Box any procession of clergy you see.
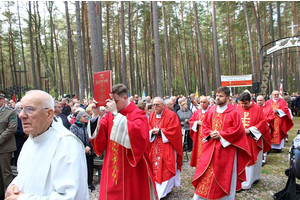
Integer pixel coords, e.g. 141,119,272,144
4,85,293,200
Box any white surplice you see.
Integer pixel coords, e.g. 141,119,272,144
9,122,89,200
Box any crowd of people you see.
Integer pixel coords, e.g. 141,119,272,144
0,85,296,200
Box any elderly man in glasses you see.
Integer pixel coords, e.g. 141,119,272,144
148,97,182,199
0,90,17,200
5,90,89,200
265,90,294,152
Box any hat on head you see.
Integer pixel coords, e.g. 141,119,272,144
0,90,6,99
76,110,87,121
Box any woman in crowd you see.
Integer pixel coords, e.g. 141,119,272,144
70,110,95,191
209,98,215,107
177,102,193,152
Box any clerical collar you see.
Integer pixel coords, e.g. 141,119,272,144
250,101,252,105
273,98,279,102
156,108,165,118
202,106,209,113
217,104,228,113
262,103,265,107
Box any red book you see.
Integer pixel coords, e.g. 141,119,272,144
94,70,112,106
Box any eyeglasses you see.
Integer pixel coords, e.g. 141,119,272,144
16,107,49,115
153,104,163,107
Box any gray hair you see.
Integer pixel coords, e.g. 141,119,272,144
165,99,172,105
15,102,21,110
153,97,164,104
26,90,54,110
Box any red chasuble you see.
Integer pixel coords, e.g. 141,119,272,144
90,102,157,200
189,108,208,168
192,105,251,199
148,107,183,184
261,104,275,132
265,98,294,144
236,102,271,166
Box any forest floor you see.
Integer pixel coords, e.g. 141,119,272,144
89,117,300,200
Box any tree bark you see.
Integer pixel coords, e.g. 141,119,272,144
82,1,89,97
88,1,101,73
76,2,85,100
65,1,79,97
152,1,163,97
128,2,134,95
106,2,112,71
120,1,128,88
181,2,190,95
244,1,257,83
96,2,105,71
162,2,172,96
150,2,157,97
193,1,210,95
28,2,38,89
269,2,278,90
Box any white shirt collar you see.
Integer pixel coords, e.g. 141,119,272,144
216,104,228,113
273,98,279,102
156,108,164,118
202,106,210,113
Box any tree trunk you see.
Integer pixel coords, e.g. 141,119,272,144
150,2,157,97
135,3,141,95
227,2,231,75
33,2,42,90
292,1,300,92
88,1,101,73
47,2,58,98
143,2,148,96
76,2,85,100
181,2,190,95
244,1,257,83
128,2,134,95
28,2,38,89
211,2,221,88
82,1,89,97
193,1,210,95
162,2,172,96
269,2,278,90
65,1,79,97
17,2,28,91
174,6,188,96
52,17,64,97
277,1,282,87
84,3,93,96
106,2,112,71
120,2,128,88
152,1,163,97
96,2,105,71
112,15,118,84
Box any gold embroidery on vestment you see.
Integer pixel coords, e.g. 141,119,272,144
111,141,119,185
241,112,250,128
196,162,214,197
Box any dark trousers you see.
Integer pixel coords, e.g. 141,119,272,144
184,130,193,151
0,152,13,199
86,153,94,186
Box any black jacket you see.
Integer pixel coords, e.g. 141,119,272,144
53,114,71,130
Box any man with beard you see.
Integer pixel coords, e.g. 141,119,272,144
256,95,275,164
192,86,251,200
189,96,210,168
236,92,271,190
265,90,293,152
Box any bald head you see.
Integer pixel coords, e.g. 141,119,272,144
256,95,265,106
199,96,209,110
153,97,164,114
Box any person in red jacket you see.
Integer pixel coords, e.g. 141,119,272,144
88,84,158,200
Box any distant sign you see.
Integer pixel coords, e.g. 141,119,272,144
221,75,252,87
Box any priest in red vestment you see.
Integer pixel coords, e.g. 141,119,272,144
148,97,182,199
88,84,158,200
189,96,210,168
257,95,275,164
192,87,251,200
236,92,271,190
265,90,294,151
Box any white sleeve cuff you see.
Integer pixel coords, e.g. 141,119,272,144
192,121,198,132
161,130,169,143
87,120,99,140
220,136,231,148
249,126,262,140
150,130,156,143
110,114,131,149
277,109,286,117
